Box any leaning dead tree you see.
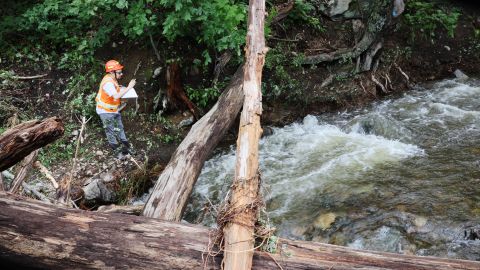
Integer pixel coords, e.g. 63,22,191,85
1,193,480,270
0,117,64,171
143,66,244,220
166,61,201,119
222,0,267,269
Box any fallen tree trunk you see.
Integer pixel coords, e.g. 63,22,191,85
143,65,244,221
0,117,64,171
1,193,479,270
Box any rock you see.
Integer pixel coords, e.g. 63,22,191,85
262,126,274,137
413,216,428,228
83,178,116,203
444,45,451,51
314,212,337,230
319,0,353,17
95,150,104,156
152,67,162,78
71,130,79,137
454,69,469,80
100,172,115,183
177,116,194,128
1,170,14,180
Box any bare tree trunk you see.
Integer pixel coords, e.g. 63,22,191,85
223,0,267,269
1,193,479,270
143,66,244,221
166,62,201,119
9,150,39,193
0,117,64,171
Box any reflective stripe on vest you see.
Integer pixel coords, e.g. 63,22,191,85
96,74,120,112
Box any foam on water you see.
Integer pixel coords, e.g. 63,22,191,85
170,79,480,259
194,115,424,216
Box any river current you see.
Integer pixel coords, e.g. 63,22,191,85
182,79,480,260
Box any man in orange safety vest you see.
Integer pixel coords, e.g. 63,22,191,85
96,60,136,158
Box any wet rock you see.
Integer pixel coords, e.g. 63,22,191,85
413,216,427,228
464,227,480,240
454,69,469,80
262,126,274,137
314,213,337,230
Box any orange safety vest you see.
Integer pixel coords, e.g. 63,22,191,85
96,74,120,113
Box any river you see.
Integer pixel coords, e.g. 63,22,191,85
181,79,480,260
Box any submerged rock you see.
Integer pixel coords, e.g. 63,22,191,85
314,212,337,230
454,69,469,80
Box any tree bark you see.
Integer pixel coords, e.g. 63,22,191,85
0,117,64,171
223,1,267,269
166,62,201,119
1,193,479,270
0,173,4,191
143,65,244,221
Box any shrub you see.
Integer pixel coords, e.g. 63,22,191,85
404,0,461,40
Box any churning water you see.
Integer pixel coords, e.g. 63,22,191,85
183,79,480,260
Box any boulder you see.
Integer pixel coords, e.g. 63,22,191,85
454,69,469,80
83,178,116,204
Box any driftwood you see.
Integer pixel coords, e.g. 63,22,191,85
143,66,244,221
11,73,48,80
223,0,267,269
0,117,64,171
97,204,144,215
9,150,39,193
21,182,51,203
0,193,479,270
33,161,59,189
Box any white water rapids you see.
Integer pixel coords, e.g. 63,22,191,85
151,79,480,260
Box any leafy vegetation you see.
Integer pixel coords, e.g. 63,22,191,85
161,0,247,65
404,0,460,41
263,45,305,102
186,83,223,108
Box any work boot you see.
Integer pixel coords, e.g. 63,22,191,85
110,143,125,159
121,141,135,155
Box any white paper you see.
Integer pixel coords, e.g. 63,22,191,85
121,87,138,99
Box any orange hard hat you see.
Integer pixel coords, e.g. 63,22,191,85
105,60,124,73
